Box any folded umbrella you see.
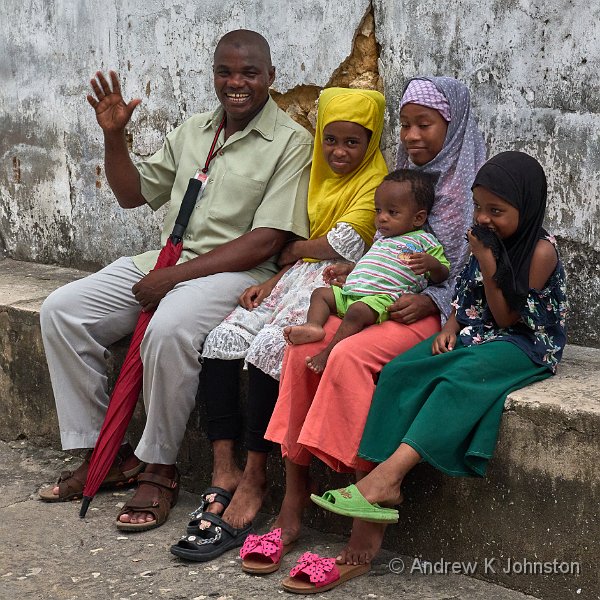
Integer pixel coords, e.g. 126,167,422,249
79,177,203,517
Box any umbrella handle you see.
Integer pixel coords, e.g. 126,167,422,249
171,178,203,244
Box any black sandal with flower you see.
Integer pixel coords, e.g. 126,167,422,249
186,486,233,534
171,512,252,562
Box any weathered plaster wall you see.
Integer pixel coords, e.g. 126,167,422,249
374,0,600,346
2,0,599,345
0,0,372,270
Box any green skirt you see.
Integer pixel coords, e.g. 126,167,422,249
358,336,550,477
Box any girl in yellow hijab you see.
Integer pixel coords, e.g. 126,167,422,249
304,87,388,252
202,87,388,383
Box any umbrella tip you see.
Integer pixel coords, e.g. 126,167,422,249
79,496,92,518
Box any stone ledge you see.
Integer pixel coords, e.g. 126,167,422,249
0,257,597,600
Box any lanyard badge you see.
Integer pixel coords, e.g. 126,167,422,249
192,169,209,203
177,116,226,237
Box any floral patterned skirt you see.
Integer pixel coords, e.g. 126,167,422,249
201,259,337,381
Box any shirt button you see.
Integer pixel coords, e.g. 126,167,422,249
218,151,224,156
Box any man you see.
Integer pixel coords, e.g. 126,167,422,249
39,30,312,532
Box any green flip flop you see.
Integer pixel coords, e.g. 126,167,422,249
310,484,399,523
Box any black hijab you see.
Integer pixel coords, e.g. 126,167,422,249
471,151,548,310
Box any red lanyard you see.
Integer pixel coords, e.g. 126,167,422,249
197,115,226,178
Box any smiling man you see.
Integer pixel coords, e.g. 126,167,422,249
39,30,312,534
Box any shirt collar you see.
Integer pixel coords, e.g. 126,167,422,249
197,95,277,142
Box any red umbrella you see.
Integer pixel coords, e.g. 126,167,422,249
79,177,203,517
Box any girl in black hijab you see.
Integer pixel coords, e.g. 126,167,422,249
311,152,568,526
470,151,550,310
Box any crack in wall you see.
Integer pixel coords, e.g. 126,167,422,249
64,135,76,215
271,2,380,134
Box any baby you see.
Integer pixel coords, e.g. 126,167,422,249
284,169,450,372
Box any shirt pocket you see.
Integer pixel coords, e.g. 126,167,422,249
208,170,266,232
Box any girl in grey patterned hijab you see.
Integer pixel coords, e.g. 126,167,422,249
396,76,487,322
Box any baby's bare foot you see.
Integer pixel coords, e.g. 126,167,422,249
305,349,330,373
284,324,326,345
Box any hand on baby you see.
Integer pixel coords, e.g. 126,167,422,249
388,293,437,324
323,262,354,287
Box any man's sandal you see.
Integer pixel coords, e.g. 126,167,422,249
186,487,233,534
38,443,144,503
116,469,180,532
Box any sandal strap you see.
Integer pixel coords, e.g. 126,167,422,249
200,486,232,508
240,528,282,559
58,469,76,483
189,486,233,518
119,469,180,515
56,469,85,497
180,528,223,547
137,471,179,490
290,552,337,585
193,511,238,538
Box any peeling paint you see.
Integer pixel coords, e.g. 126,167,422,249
271,4,380,135
12,158,21,184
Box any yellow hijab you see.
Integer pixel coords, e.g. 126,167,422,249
304,87,388,261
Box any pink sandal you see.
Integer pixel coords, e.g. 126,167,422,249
240,528,296,574
281,551,370,594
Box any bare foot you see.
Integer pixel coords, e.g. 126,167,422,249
284,323,326,345
354,464,404,507
305,348,331,373
205,464,243,515
337,519,387,565
271,480,315,546
118,463,177,525
221,466,267,529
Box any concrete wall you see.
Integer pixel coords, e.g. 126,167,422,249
374,0,600,346
0,0,372,269
2,0,599,345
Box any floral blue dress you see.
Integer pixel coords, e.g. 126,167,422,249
359,235,568,477
453,235,568,373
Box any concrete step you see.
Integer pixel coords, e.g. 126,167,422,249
0,440,541,600
0,257,598,600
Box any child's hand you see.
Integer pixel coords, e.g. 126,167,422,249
405,252,435,276
239,282,273,310
432,329,456,354
323,262,354,287
467,229,494,262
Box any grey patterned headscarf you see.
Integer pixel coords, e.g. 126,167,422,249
397,76,487,322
